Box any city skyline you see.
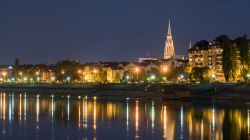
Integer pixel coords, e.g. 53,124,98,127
0,0,250,64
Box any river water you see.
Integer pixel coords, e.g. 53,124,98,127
0,92,249,140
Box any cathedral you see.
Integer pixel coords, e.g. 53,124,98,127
164,20,175,59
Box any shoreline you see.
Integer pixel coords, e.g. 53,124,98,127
0,83,250,101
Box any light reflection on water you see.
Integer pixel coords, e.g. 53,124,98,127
0,92,250,140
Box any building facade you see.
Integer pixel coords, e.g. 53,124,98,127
188,35,250,82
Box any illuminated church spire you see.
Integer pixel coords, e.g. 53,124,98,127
164,19,175,59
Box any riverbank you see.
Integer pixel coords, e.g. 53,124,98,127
0,83,249,100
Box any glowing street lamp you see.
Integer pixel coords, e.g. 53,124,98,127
2,72,7,82
61,70,65,75
19,72,23,83
66,76,71,82
179,74,184,82
51,76,55,82
93,69,97,74
35,71,40,82
78,70,82,74
135,67,140,80
150,75,156,81
23,77,28,82
78,69,84,82
163,67,167,72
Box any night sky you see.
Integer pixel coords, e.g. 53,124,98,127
0,0,250,64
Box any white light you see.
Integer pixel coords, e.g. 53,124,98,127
151,75,156,80
23,77,28,81
67,76,71,81
8,66,13,69
126,75,130,80
36,77,40,81
180,74,184,79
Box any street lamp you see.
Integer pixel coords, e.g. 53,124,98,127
2,72,7,82
93,69,97,74
61,70,65,75
161,66,168,82
36,71,40,82
78,69,84,83
19,72,23,83
135,67,139,81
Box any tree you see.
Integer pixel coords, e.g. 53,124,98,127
189,67,209,83
238,35,249,81
222,36,237,82
54,60,81,82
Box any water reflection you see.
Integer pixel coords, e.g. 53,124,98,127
0,92,250,139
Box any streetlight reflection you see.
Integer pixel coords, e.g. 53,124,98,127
83,96,88,128
135,100,139,139
36,95,40,129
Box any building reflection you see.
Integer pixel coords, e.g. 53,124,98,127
1,93,250,140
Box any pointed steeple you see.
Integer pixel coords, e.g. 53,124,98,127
189,41,192,49
164,19,175,59
167,19,172,36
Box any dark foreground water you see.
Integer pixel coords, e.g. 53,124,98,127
0,92,249,140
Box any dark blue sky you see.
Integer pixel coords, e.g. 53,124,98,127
0,0,250,64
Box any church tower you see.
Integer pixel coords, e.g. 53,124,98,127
164,20,175,59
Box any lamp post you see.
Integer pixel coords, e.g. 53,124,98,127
135,67,139,81
61,70,65,83
36,71,40,82
2,72,7,82
19,72,23,83
161,66,167,82
93,69,98,82
78,69,85,83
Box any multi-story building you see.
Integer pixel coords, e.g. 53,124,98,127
188,40,209,68
189,35,250,82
